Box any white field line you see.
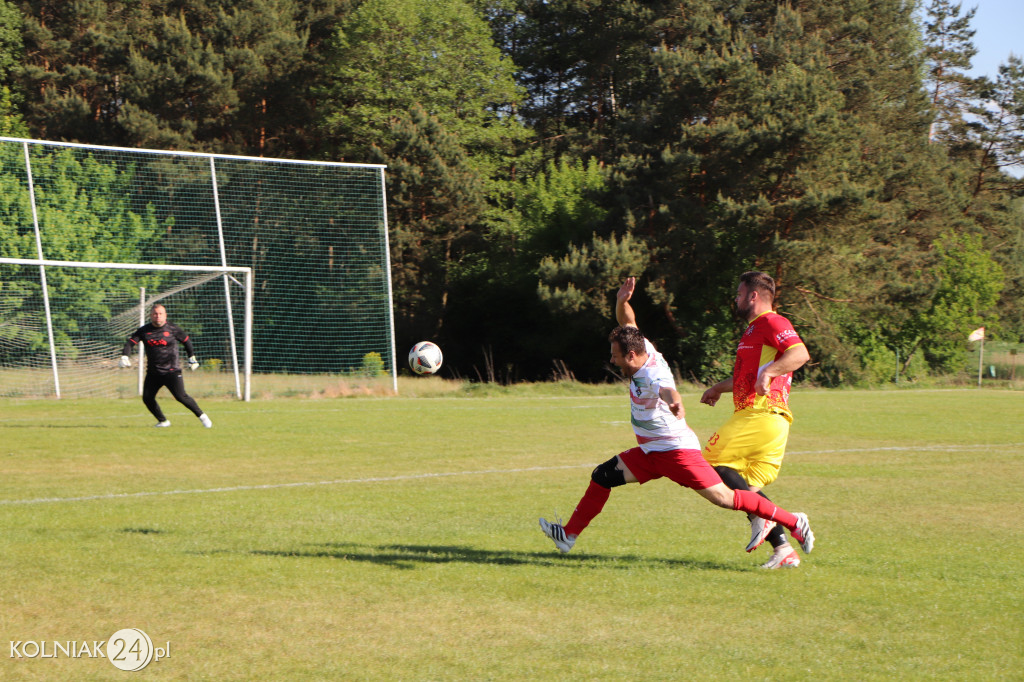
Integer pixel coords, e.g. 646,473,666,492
0,465,590,506
1,443,1020,507
788,444,1024,455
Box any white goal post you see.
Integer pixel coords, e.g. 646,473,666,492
0,257,253,401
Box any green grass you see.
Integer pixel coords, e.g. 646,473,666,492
1,388,1022,680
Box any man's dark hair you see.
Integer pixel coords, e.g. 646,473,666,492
739,271,776,304
609,325,645,356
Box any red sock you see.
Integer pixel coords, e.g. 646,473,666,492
563,481,611,537
732,489,798,531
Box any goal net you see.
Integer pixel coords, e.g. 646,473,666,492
0,137,395,399
0,259,251,400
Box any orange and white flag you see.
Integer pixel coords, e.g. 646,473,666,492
968,327,985,342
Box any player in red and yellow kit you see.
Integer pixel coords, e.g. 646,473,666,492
701,271,811,568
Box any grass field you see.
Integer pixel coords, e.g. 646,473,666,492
1,386,1022,680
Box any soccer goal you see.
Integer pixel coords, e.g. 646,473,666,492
0,257,253,400
0,137,396,399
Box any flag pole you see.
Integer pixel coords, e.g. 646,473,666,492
969,327,986,387
977,335,984,388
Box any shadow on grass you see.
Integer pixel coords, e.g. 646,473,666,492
246,542,749,572
121,527,166,534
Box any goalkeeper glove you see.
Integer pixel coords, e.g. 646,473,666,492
188,356,200,371
118,355,131,368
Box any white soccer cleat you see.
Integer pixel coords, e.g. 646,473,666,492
746,516,777,553
760,549,801,569
792,512,814,554
539,517,575,554
154,420,171,428
199,414,212,428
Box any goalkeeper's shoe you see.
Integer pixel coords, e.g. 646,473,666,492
745,516,776,553
760,548,801,569
199,414,212,428
154,420,171,428
791,512,814,553
539,517,575,554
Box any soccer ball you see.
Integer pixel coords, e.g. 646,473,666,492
408,341,443,375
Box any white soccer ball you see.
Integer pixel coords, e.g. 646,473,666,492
408,341,443,375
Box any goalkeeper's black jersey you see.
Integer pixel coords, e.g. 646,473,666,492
122,323,194,374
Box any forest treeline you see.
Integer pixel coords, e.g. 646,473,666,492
0,0,1021,384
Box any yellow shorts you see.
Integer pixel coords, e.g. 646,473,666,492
702,408,791,488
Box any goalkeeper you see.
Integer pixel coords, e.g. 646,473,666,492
120,304,212,428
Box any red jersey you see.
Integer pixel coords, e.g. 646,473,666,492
732,311,803,417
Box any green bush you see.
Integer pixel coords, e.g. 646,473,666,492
361,352,386,377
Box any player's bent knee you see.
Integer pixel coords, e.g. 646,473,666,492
592,458,626,489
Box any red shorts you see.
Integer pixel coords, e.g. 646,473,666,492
618,446,722,490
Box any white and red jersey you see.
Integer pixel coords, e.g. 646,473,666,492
628,338,701,453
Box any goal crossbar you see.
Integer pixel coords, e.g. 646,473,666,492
0,258,251,274
0,257,254,401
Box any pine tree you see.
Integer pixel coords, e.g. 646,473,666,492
921,0,979,144
0,0,26,135
493,0,658,159
377,104,488,340
319,0,529,341
12,0,350,154
526,0,983,382
608,0,920,379
963,57,1024,199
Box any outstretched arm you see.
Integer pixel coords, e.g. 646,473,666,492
616,277,638,328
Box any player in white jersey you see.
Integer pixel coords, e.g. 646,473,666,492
626,336,702,453
539,277,814,556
